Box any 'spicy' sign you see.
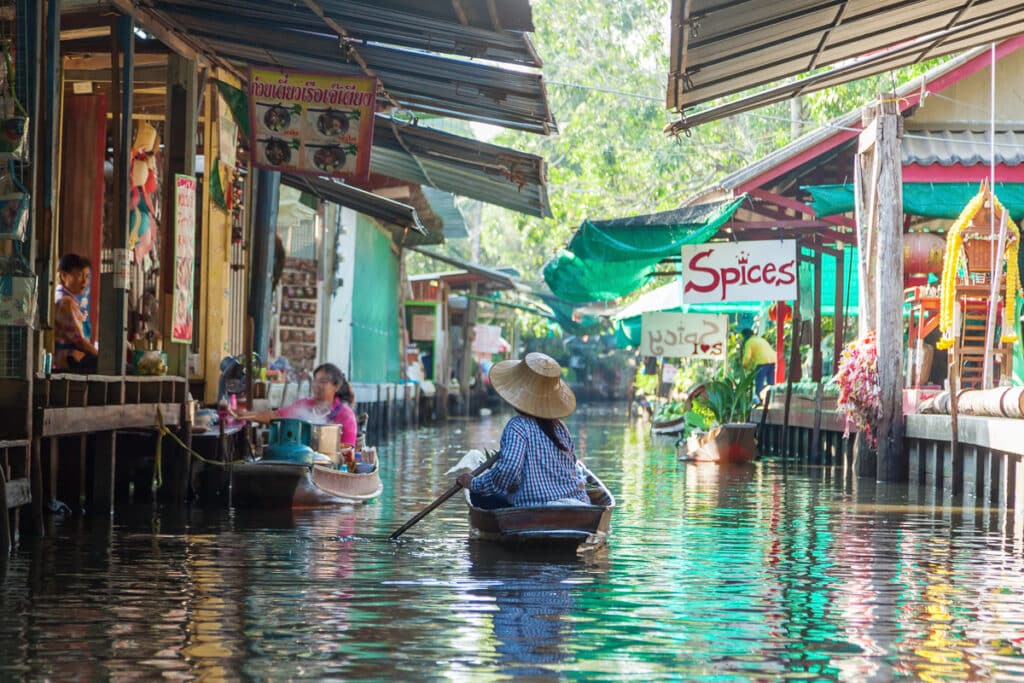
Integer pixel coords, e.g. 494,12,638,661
681,240,797,303
639,312,728,359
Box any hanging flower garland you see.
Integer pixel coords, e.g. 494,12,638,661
834,331,881,446
937,190,1022,350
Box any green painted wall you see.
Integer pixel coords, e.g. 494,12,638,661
351,216,401,382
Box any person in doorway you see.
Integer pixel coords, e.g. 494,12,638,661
53,253,99,374
741,328,775,405
237,362,357,446
456,352,588,509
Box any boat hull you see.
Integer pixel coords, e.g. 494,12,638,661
651,415,688,435
681,422,757,464
232,461,382,508
466,466,615,550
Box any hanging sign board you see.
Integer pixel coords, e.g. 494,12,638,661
472,324,503,354
681,240,798,303
411,314,435,341
639,312,728,359
248,68,376,180
171,174,197,344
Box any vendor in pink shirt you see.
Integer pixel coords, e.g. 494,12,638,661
238,362,357,446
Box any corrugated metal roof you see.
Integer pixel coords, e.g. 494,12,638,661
667,0,1024,129
281,173,425,234
903,130,1024,166
421,188,469,239
146,2,555,134
371,116,550,218
693,45,993,196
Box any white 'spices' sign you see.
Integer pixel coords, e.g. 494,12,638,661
639,312,728,359
681,240,797,303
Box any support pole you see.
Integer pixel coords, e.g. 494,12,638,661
459,283,478,416
872,95,906,482
99,15,134,376
833,248,845,375
249,170,281,362
161,54,198,377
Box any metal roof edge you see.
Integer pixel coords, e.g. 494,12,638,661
689,42,1008,198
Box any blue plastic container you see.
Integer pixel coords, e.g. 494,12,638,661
264,418,315,465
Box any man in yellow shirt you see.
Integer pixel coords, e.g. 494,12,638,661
741,328,775,405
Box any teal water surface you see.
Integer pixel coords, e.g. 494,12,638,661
3,405,1024,681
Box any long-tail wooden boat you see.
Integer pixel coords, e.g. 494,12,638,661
464,463,615,550
231,418,382,508
679,422,757,464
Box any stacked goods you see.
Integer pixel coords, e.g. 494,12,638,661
277,257,319,371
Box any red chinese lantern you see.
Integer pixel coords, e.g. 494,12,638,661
769,302,792,323
903,231,946,277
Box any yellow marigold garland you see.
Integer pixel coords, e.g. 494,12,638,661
936,190,1021,350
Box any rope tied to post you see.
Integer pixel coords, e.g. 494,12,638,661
150,406,248,494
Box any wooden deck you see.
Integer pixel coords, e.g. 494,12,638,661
758,387,1024,509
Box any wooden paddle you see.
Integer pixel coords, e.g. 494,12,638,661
389,450,499,540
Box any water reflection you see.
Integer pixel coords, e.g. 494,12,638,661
2,407,1024,680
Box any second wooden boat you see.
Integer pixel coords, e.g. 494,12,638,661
651,415,688,436
680,422,757,464
465,463,615,550
232,449,382,508
232,418,382,508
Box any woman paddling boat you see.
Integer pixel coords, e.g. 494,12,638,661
455,353,614,549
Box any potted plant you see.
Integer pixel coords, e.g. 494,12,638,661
679,368,759,464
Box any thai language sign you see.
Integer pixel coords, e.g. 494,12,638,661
639,312,728,359
248,68,376,179
171,174,197,344
681,240,797,303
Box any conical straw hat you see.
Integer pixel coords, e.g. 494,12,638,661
488,352,576,419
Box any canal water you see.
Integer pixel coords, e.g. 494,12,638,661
3,405,1024,680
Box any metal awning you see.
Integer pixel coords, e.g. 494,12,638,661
281,173,425,234
145,0,539,67
409,248,522,291
124,1,555,135
421,188,469,239
372,116,551,218
667,0,1024,130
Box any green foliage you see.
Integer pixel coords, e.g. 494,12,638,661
634,368,659,396
693,368,758,426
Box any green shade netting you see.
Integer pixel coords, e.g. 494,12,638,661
543,252,656,304
612,246,861,349
805,183,1024,220
543,197,746,303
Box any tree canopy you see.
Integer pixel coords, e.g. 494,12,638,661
413,0,946,304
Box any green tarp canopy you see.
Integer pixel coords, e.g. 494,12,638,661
805,183,1024,220
613,246,860,349
543,197,746,303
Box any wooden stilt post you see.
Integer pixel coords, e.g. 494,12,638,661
855,94,905,481
872,95,906,482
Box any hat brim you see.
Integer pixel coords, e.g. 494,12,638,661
489,359,576,419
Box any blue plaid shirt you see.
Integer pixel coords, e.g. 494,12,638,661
469,416,588,506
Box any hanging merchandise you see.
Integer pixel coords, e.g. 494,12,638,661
0,43,28,163
0,160,28,240
128,120,160,260
0,257,36,327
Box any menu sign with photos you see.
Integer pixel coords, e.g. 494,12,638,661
248,68,377,179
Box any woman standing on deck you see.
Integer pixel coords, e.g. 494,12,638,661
456,352,588,508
